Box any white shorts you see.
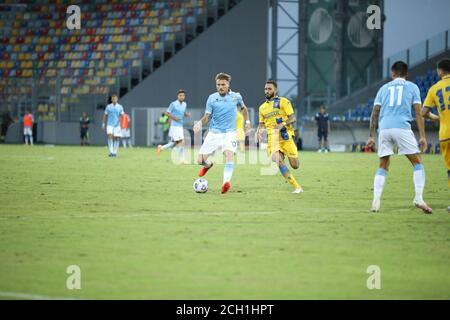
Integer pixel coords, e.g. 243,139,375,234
121,128,130,138
168,126,184,142
199,131,237,155
378,128,420,157
23,127,32,136
107,125,122,137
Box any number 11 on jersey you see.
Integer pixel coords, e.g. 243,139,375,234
388,86,404,107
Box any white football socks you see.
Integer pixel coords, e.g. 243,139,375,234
113,140,119,154
108,138,113,154
223,162,234,184
179,146,185,161
413,164,425,202
373,168,387,199
162,141,175,150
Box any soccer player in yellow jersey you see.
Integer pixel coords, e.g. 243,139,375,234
256,79,303,194
421,58,450,212
236,108,245,152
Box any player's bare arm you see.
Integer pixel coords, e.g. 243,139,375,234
102,113,107,130
193,113,210,133
276,114,295,130
240,105,251,130
420,106,440,121
414,103,427,152
255,122,266,142
286,114,296,126
367,104,381,147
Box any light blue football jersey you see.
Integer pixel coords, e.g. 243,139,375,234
105,103,124,127
167,100,187,127
374,78,421,130
205,91,244,133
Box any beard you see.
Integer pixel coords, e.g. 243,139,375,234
265,92,274,100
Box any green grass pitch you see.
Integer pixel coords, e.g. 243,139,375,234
0,144,449,299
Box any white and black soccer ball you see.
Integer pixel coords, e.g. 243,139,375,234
193,178,208,193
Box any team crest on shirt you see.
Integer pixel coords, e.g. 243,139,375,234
273,98,281,109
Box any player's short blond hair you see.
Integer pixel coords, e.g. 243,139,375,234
215,73,231,82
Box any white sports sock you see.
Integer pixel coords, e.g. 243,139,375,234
128,139,132,148
179,146,185,161
413,164,425,202
223,162,234,184
122,139,126,148
374,168,387,199
113,140,119,154
30,135,33,145
107,138,113,154
161,141,175,150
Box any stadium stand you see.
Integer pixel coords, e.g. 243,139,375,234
325,69,441,123
0,0,238,121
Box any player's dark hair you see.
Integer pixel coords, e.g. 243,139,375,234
215,73,231,82
111,93,118,98
437,59,450,74
177,89,186,95
266,79,278,88
391,61,408,77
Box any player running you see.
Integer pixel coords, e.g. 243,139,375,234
193,73,251,194
367,61,432,214
102,94,124,157
421,58,450,213
157,89,191,163
255,79,303,194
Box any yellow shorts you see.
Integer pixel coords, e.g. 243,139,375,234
267,136,298,158
237,129,245,141
440,139,450,188
441,140,450,170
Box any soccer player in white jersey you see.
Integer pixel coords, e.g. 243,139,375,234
193,73,251,194
102,94,124,157
157,89,191,163
367,61,432,214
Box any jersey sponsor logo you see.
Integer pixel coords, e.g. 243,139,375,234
265,110,280,119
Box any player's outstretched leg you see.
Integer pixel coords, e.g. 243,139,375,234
197,154,213,177
273,152,302,193
157,141,175,156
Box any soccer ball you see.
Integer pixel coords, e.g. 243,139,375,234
193,178,208,193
